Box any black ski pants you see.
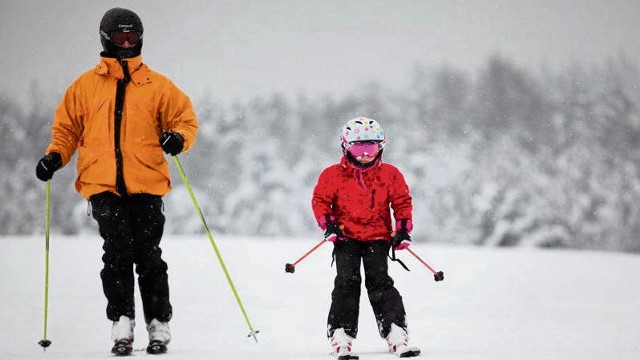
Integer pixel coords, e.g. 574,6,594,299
90,191,172,324
328,239,407,339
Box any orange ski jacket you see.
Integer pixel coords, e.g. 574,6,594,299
46,55,198,199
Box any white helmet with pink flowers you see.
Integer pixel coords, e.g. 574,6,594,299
340,117,386,149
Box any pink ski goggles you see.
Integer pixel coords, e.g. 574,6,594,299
347,141,380,158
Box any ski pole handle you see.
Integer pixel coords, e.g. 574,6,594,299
406,248,444,282
285,239,327,273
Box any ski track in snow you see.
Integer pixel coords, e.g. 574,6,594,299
1,235,639,360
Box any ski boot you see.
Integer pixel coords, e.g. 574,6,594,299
386,323,421,358
110,315,134,356
330,328,358,360
146,319,171,355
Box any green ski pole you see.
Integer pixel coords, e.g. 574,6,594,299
38,180,52,350
172,156,259,342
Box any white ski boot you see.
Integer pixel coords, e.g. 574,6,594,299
386,323,421,358
146,319,171,354
111,315,135,356
330,328,358,359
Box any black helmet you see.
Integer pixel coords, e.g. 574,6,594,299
99,8,143,59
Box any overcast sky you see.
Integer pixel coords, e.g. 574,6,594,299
1,0,639,107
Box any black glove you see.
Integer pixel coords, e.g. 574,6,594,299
392,219,412,250
323,215,344,242
160,131,184,156
35,152,62,181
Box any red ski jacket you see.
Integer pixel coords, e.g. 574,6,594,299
312,156,413,241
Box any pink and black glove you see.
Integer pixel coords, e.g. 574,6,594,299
318,214,344,242
392,219,413,250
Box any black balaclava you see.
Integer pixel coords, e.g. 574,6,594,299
99,8,143,59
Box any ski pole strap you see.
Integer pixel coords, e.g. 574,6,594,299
331,246,335,267
389,246,410,271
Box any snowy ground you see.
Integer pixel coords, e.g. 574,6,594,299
1,235,639,360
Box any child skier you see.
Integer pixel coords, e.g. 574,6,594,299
311,117,420,359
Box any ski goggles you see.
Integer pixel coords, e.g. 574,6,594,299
107,31,142,47
347,141,380,158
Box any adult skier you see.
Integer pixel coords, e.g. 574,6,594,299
35,7,198,356
311,117,421,359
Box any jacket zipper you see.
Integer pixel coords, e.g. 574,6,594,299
370,189,376,209
114,60,131,197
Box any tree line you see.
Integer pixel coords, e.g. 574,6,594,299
2,54,639,253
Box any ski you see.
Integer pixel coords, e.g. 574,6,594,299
111,340,133,356
146,340,168,355
337,354,359,360
398,347,421,358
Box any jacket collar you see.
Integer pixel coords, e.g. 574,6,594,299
94,55,151,86
340,155,382,191
339,155,382,170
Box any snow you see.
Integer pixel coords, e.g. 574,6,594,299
1,235,639,359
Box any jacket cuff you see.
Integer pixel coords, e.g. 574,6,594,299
395,219,413,233
317,214,336,231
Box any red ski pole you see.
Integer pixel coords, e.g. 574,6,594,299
285,239,327,273
406,248,444,282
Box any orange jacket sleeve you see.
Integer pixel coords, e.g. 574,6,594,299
157,79,198,153
46,79,85,166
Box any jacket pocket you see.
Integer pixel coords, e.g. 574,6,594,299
370,189,376,209
77,147,101,176
76,147,113,185
126,98,159,144
133,150,170,183
82,98,112,147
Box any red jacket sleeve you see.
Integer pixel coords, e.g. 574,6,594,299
311,166,338,225
389,166,413,222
